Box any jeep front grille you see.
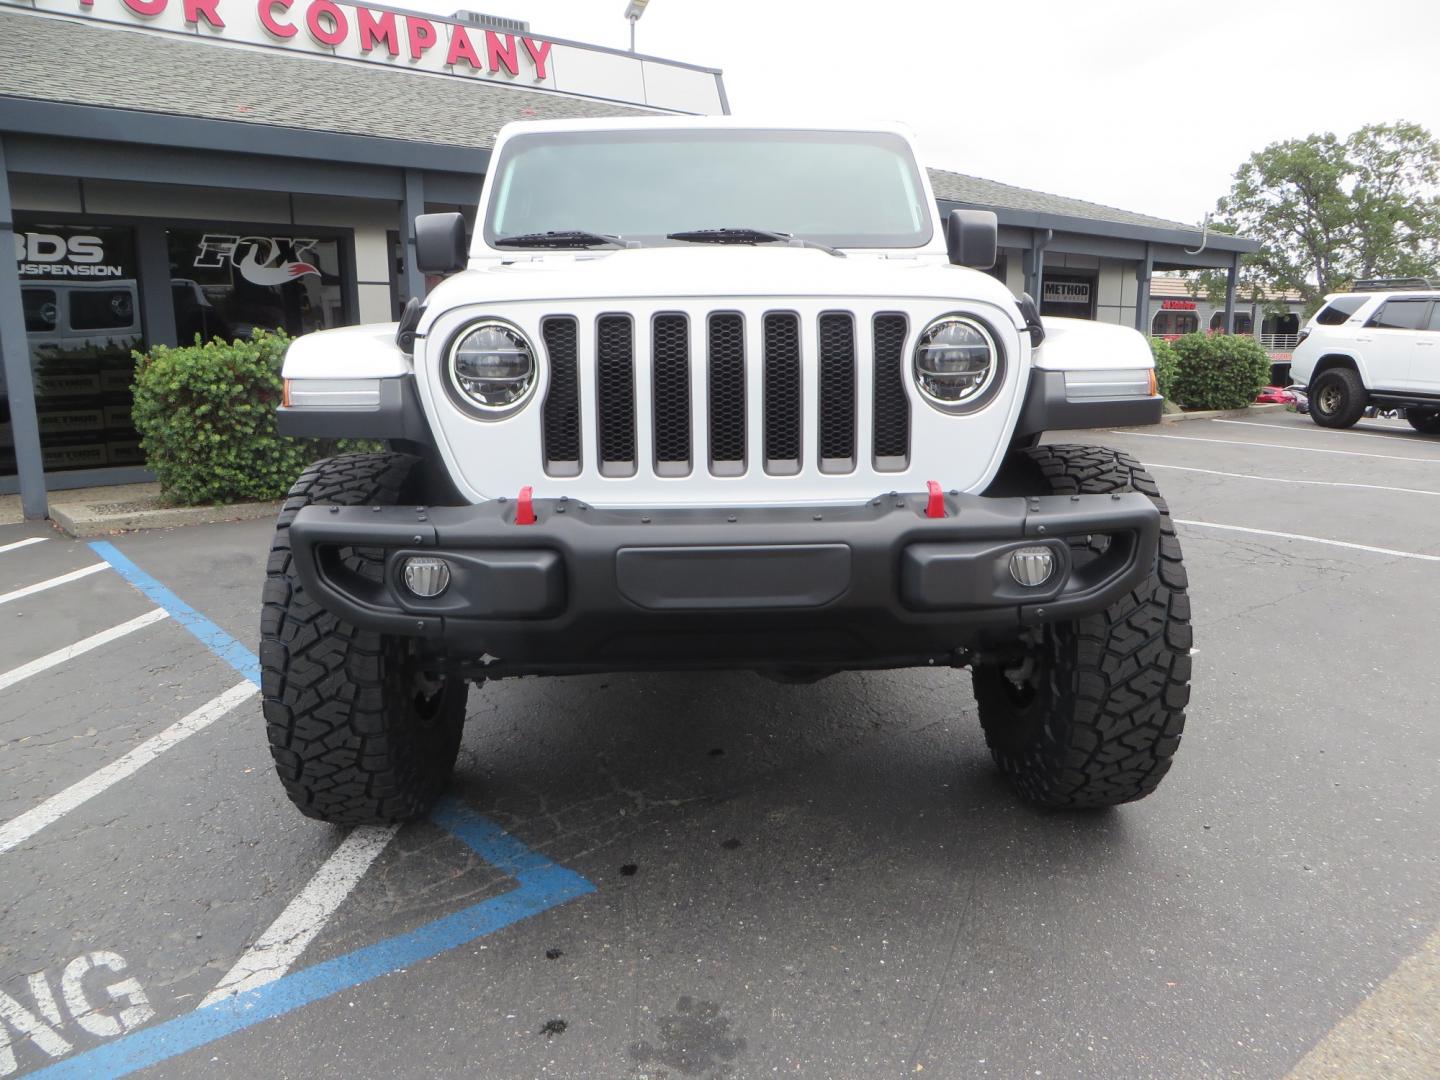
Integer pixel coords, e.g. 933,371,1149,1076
595,314,637,477
872,313,910,469
540,317,581,476
539,310,912,479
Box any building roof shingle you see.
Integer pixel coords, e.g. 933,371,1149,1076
928,168,1198,233
0,9,651,151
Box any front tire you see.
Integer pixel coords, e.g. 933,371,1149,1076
973,445,1192,809
260,453,468,825
1310,368,1366,428
1406,409,1440,435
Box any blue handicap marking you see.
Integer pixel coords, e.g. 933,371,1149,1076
29,798,595,1079
89,540,262,687
41,545,597,1077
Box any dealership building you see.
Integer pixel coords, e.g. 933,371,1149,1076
0,0,1259,517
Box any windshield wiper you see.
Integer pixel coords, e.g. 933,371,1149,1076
494,230,636,249
666,227,844,257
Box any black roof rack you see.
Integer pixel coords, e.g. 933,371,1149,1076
1351,277,1437,292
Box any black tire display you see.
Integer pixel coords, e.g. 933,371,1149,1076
260,453,468,825
973,445,1192,809
1309,368,1367,429
1406,409,1440,435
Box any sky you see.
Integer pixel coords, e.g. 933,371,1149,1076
403,0,1440,227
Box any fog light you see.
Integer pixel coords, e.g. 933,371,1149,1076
1009,546,1055,587
402,556,451,598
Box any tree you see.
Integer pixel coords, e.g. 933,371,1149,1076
1346,122,1440,280
1210,122,1440,310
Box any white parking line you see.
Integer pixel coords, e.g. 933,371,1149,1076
1146,463,1440,498
0,608,168,694
0,537,49,555
1110,430,1440,464
199,824,399,1006
1175,519,1440,562
0,563,108,607
0,681,256,855
1211,418,1426,445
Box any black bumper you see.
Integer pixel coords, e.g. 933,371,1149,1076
288,490,1160,675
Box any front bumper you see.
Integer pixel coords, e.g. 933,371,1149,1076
288,490,1160,675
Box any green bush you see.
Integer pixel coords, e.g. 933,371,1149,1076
1166,333,1271,411
131,330,367,505
1147,337,1180,402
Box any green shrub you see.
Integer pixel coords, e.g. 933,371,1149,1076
1166,333,1271,411
1147,337,1180,402
131,330,368,505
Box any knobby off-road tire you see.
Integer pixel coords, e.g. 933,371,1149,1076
973,445,1191,809
1406,409,1440,435
260,453,468,825
1309,368,1367,429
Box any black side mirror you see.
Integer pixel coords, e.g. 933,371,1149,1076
945,209,998,269
414,212,467,274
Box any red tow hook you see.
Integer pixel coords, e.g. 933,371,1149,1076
515,485,537,525
925,480,946,519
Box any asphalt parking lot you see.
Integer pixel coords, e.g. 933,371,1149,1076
2,409,1438,1080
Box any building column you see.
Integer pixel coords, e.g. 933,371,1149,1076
1134,242,1152,334
1021,228,1050,301
1223,251,1239,334
0,137,47,520
136,220,178,348
400,169,426,306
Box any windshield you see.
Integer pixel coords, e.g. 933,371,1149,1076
484,129,933,249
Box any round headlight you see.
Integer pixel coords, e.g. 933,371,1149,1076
913,316,1000,409
448,321,536,413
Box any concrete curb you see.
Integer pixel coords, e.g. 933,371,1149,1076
1159,403,1287,423
50,498,282,538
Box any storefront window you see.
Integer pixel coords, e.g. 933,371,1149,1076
1040,274,1096,319
1152,309,1199,337
1209,311,1254,334
6,222,144,476
167,229,347,343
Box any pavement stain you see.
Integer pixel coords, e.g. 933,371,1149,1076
540,1018,568,1037
630,995,748,1078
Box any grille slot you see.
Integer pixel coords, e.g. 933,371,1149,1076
708,313,746,475
652,313,691,476
540,317,580,476
872,313,910,470
595,314,637,477
763,312,802,474
817,312,856,472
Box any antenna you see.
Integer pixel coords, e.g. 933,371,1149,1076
1184,212,1211,256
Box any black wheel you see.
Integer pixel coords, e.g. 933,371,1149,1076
1406,409,1440,435
260,453,468,825
972,445,1192,809
1309,368,1366,429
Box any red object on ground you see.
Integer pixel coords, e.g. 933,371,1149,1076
925,480,946,519
1254,386,1296,404
515,486,536,525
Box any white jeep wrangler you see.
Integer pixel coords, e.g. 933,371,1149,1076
1289,280,1440,433
265,118,1190,824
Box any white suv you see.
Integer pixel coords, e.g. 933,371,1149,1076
1289,280,1440,433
